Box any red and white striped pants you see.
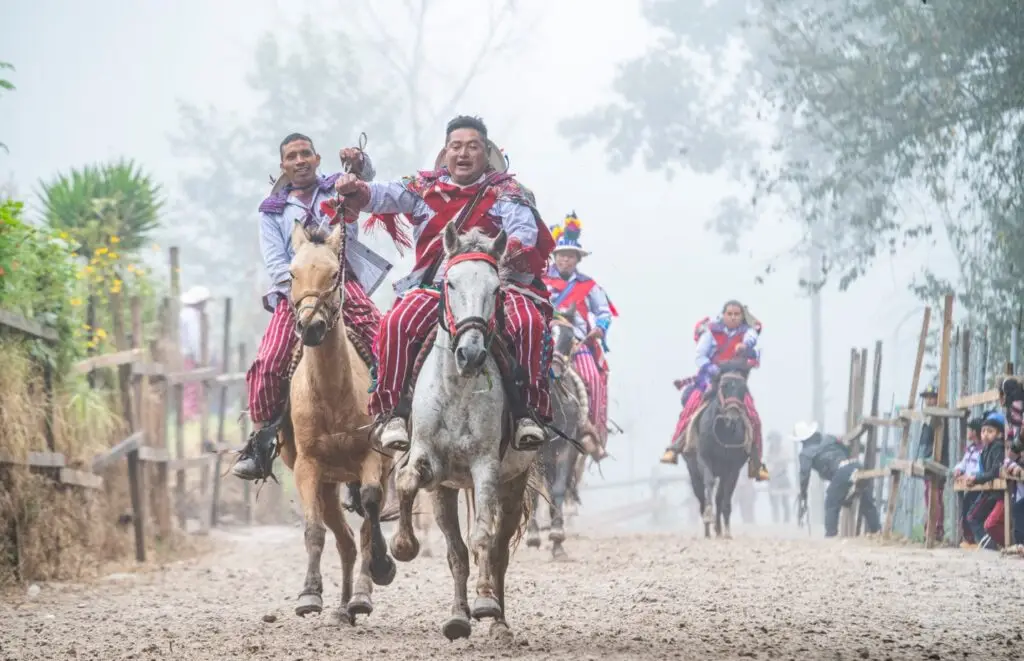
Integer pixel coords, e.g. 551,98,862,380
246,281,381,423
369,288,552,420
572,349,607,444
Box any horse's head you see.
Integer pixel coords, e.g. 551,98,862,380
289,221,345,347
708,359,751,443
549,309,577,378
441,224,506,377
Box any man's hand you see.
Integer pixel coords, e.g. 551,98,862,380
584,328,604,344
953,468,963,479
673,379,685,390
339,148,364,174
963,474,976,486
333,173,370,220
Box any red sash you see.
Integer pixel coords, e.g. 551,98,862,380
412,179,502,273
543,276,597,318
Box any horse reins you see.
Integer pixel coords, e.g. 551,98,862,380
439,251,502,351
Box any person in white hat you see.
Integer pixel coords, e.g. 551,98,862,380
179,286,211,422
333,115,556,454
541,211,617,461
232,132,389,482
794,420,881,537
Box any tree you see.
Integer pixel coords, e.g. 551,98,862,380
1,61,14,154
170,3,532,346
563,0,1024,358
38,160,164,258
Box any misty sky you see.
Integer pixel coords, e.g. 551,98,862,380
1,0,955,490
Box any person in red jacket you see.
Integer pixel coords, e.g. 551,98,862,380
660,300,769,481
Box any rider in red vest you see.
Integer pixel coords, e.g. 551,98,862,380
660,300,769,482
542,212,617,459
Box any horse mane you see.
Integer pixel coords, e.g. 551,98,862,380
450,227,514,286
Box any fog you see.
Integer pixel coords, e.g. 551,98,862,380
1,0,955,492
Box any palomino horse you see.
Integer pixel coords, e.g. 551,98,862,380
683,357,753,539
279,221,396,624
389,226,541,641
527,312,588,559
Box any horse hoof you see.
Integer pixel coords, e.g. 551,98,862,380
441,613,472,641
526,533,541,548
548,527,566,544
389,533,420,563
329,607,355,627
489,620,513,641
471,596,502,621
551,544,569,562
371,554,397,586
347,594,374,619
295,593,323,617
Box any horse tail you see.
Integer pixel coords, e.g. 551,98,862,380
512,460,547,552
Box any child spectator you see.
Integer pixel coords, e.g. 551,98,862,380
964,411,1005,550
953,417,984,547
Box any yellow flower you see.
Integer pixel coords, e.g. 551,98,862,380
70,297,82,307
84,265,94,274
108,252,119,260
95,328,107,339
82,323,91,331
58,231,70,240
95,246,108,255
109,236,120,244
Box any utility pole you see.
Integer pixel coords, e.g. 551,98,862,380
807,221,827,530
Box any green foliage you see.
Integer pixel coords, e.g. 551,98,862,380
564,0,1024,347
38,160,164,257
0,199,84,375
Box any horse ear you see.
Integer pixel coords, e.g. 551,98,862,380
291,221,309,250
443,222,459,256
491,229,508,257
326,223,344,255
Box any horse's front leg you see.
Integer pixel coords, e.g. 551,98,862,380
696,452,715,539
390,448,428,562
293,457,326,616
359,449,396,587
469,459,502,620
433,486,472,640
526,487,541,548
719,469,740,540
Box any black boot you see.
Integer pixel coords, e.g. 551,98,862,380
231,417,283,481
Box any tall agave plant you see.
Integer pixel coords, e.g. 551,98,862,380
38,160,163,257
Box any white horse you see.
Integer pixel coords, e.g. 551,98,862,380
389,225,539,641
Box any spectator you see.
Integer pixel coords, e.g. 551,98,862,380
179,285,211,422
952,417,984,547
918,382,949,539
964,411,1005,550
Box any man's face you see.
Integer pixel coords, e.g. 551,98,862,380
554,252,579,276
980,426,1000,445
967,428,979,443
722,304,743,330
445,128,489,185
922,394,937,408
280,139,320,189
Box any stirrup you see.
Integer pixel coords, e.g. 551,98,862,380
511,418,544,452
659,448,679,465
232,424,280,483
376,415,409,452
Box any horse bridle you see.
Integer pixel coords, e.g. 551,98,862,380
439,251,502,352
288,208,348,338
715,371,748,415
549,316,577,375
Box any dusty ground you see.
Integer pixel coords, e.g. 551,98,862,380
2,522,1023,661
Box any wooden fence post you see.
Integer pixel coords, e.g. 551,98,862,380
925,294,954,548
239,342,252,525
883,307,931,538
211,298,232,526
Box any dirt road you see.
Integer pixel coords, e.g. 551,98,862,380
3,523,1022,660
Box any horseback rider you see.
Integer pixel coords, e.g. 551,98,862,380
541,212,617,461
333,115,556,452
660,300,770,482
232,133,389,481
793,420,882,537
